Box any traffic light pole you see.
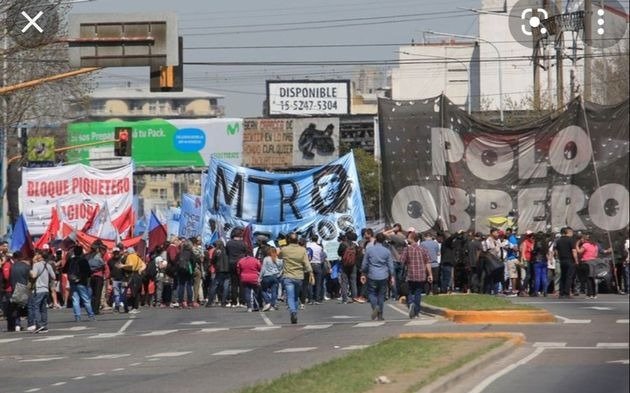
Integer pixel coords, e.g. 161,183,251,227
4,138,120,167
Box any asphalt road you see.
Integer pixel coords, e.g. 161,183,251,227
0,294,628,393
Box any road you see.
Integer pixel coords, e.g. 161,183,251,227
0,294,628,393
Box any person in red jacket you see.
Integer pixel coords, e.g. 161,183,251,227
237,254,261,312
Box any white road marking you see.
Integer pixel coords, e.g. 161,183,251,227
56,326,89,331
140,330,178,336
118,319,134,334
89,333,124,339
582,306,612,310
554,315,591,324
275,347,317,353
303,324,333,330
146,352,192,358
111,368,125,372
596,343,629,348
212,349,254,356
186,321,215,325
147,358,160,362
33,335,74,342
129,362,142,366
84,354,131,360
0,338,23,344
259,311,274,326
91,372,105,376
199,328,229,333
20,357,66,363
24,388,41,392
340,345,369,351
252,326,281,331
354,321,386,328
387,303,410,317
331,315,357,319
534,342,567,348
469,347,546,393
405,319,437,326
616,319,629,324
72,376,86,380
51,382,67,386
607,359,630,365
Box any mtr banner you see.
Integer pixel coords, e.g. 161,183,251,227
19,163,134,235
201,153,366,244
378,95,629,238
67,118,243,167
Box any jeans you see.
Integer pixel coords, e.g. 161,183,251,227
209,272,230,306
440,265,453,293
623,264,630,294
559,260,576,297
367,278,388,316
392,262,403,299
533,262,548,294
243,283,259,310
90,276,104,314
29,292,49,328
261,276,279,307
407,281,424,317
283,277,303,314
309,263,325,302
340,267,357,301
177,270,193,304
112,280,126,309
71,283,95,319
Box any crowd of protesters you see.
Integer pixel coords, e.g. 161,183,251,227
1,223,629,331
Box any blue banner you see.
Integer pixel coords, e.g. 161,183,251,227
179,193,202,239
201,152,366,244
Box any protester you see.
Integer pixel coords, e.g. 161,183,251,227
108,247,127,313
64,245,96,322
360,232,395,321
531,232,550,297
400,232,432,319
279,232,313,324
226,228,248,307
208,240,230,307
306,235,326,304
28,251,56,333
260,247,283,311
237,252,261,312
555,227,578,299
421,232,441,295
118,247,145,314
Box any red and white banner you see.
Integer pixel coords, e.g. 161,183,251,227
19,163,134,236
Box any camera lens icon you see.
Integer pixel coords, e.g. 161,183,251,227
509,0,559,49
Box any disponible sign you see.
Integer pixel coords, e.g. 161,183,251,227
242,117,340,168
19,163,134,235
267,80,350,115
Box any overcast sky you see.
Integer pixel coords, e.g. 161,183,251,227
69,0,483,116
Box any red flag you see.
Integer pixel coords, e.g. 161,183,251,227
242,223,254,254
80,204,100,232
112,206,134,239
35,206,61,249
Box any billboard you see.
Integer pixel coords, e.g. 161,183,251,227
20,163,134,235
242,117,340,168
67,118,243,167
267,80,350,116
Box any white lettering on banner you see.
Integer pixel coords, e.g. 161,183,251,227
548,126,593,175
431,127,464,176
475,189,512,233
391,185,438,232
551,185,587,231
518,137,548,179
518,188,548,233
441,186,471,233
465,138,514,181
588,184,629,231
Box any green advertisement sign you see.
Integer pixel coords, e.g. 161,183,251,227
67,118,243,167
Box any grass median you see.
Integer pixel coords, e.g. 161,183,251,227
422,293,537,311
236,337,504,393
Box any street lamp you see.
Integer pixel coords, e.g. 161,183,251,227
398,50,472,114
425,30,504,123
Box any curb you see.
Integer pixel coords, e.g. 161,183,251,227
398,332,525,393
421,303,556,324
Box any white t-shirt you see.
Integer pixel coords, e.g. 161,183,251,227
306,242,324,264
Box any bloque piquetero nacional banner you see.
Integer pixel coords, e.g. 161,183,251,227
67,118,243,167
19,163,134,235
179,193,202,239
378,95,629,238
201,153,366,244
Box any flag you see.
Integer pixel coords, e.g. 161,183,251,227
86,202,119,240
80,204,100,232
10,214,34,258
242,223,254,254
112,206,134,239
147,210,167,254
34,206,61,249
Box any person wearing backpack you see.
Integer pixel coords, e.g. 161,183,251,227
175,241,195,309
360,232,395,321
64,245,96,322
87,242,108,315
7,251,30,331
337,232,361,304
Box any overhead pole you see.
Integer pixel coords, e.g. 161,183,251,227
583,0,592,101
555,0,564,108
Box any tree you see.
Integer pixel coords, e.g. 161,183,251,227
591,42,629,105
1,1,93,233
352,148,380,221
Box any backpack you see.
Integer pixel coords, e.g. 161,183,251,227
145,259,158,279
342,242,360,269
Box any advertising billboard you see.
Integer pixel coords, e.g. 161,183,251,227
242,117,340,168
67,118,243,167
267,80,350,116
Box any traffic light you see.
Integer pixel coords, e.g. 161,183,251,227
114,127,132,156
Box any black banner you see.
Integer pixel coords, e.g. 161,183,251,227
378,95,629,241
